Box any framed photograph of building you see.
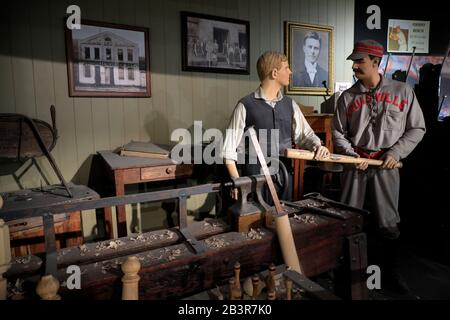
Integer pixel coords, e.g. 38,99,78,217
284,21,334,96
181,11,250,75
65,19,151,97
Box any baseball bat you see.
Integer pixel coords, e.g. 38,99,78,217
285,148,403,169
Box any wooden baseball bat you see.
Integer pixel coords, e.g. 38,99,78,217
285,148,403,169
248,128,303,274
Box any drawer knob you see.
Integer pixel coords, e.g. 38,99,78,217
166,167,174,174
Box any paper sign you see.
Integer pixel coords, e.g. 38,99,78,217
387,19,430,53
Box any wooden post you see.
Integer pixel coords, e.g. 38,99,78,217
285,278,293,300
121,256,141,300
251,275,259,300
1,195,11,300
266,263,276,292
228,278,236,300
233,262,241,298
36,275,61,300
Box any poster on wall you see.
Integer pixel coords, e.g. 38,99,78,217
387,19,430,54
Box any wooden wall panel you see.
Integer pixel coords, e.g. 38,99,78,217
0,0,354,189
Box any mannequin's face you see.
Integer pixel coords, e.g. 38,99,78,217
303,38,320,64
273,61,292,87
352,56,379,81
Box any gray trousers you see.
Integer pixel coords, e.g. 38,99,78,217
340,166,401,239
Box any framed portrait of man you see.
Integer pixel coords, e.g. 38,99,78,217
284,21,334,96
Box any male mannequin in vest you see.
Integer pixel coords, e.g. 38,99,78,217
222,51,330,201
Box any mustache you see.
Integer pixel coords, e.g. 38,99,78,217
353,69,363,74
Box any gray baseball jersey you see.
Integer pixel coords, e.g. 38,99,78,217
333,76,426,160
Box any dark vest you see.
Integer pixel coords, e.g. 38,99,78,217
240,93,293,158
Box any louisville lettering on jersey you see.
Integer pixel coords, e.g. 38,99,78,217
347,92,408,118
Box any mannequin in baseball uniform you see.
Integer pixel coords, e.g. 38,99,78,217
332,40,426,295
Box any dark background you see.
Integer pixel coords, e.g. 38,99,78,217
354,0,450,56
353,1,450,267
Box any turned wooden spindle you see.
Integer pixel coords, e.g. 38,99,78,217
228,278,236,300
251,275,259,300
36,275,61,300
266,264,276,292
285,278,293,300
234,262,241,290
0,215,11,300
267,289,276,300
121,256,141,300
233,262,242,299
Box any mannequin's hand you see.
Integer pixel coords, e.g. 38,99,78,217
381,154,398,169
314,146,330,160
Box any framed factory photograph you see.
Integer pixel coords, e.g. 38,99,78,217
65,19,151,97
284,21,334,96
181,11,250,75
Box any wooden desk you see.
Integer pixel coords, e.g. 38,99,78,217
97,150,194,238
293,113,334,201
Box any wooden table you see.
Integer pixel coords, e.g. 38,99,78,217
293,113,334,201
97,150,194,238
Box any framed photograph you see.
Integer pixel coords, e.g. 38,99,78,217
181,11,250,75
65,19,151,97
284,21,334,96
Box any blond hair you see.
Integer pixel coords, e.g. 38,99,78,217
256,51,288,82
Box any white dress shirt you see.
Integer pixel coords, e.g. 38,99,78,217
222,87,322,161
305,60,318,84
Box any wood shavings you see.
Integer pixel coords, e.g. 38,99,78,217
294,214,318,225
95,239,124,251
130,234,149,243
148,230,175,241
167,249,182,261
205,236,230,249
79,244,89,256
164,230,175,239
15,256,31,264
246,228,265,240
203,221,221,230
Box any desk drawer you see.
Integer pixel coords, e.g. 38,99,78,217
141,164,193,181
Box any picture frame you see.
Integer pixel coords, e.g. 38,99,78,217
65,19,151,97
284,21,334,96
181,11,250,75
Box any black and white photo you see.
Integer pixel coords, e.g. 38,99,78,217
181,12,250,74
65,19,151,97
284,21,334,95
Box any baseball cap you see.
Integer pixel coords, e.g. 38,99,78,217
347,40,384,60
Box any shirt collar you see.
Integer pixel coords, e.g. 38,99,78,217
355,73,385,93
305,60,317,72
254,86,284,102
